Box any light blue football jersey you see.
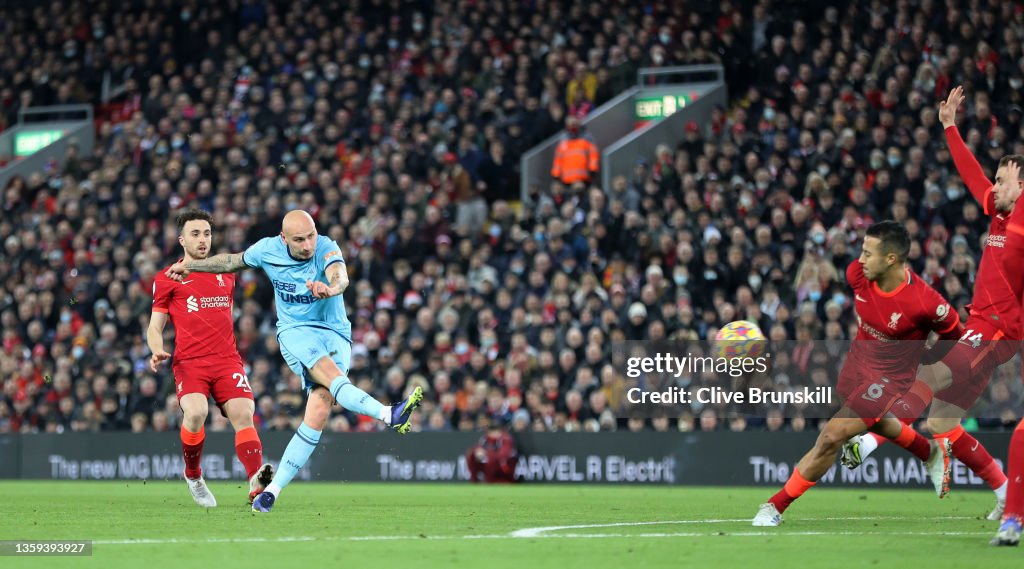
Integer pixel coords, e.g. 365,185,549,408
242,235,352,340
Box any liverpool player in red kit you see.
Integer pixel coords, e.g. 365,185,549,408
147,209,273,507
993,158,1024,545
841,87,1017,519
753,221,961,526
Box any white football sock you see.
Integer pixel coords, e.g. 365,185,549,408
858,433,880,459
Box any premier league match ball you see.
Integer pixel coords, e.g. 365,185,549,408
713,320,767,359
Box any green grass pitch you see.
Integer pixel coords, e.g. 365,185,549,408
0,481,1021,568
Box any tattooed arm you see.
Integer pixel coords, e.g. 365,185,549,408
164,253,247,281
307,261,348,299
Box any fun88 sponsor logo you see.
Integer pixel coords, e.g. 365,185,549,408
273,279,316,304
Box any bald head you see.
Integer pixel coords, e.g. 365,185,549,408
280,210,318,259
282,210,315,236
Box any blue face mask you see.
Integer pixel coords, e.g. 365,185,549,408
832,293,846,305
809,290,822,302
812,232,826,245
674,274,688,286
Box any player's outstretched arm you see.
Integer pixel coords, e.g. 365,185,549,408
165,253,246,281
938,86,963,129
307,261,349,299
940,85,992,204
147,311,171,372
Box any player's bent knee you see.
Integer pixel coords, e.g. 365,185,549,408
223,398,255,428
304,389,332,430
816,428,847,452
920,362,953,392
228,411,254,429
926,417,955,436
311,357,343,381
304,410,329,431
181,403,209,424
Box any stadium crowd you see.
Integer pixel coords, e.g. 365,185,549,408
2,0,1024,435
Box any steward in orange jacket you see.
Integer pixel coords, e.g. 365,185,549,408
551,117,599,185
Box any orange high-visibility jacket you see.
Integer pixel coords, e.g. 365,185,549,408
551,137,600,185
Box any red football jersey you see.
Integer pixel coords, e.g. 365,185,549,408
152,264,240,363
846,261,960,377
1005,204,1024,311
946,126,1021,338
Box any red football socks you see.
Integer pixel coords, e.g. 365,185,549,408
235,426,264,479
1004,422,1024,521
768,468,816,514
934,425,1007,491
892,423,931,461
181,426,205,479
866,380,934,448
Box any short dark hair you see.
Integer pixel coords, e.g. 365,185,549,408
865,220,910,262
175,208,214,232
998,154,1024,171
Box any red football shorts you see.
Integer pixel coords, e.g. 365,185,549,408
934,316,1020,409
172,357,254,408
836,354,915,422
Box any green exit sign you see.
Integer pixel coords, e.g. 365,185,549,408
14,129,65,156
634,93,698,121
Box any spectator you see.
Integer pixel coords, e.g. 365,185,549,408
2,0,1023,435
465,421,519,483
550,116,600,188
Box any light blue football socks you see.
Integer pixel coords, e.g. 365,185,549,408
329,375,389,421
265,422,320,497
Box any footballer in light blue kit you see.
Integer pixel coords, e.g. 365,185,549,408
242,226,355,383
165,210,423,513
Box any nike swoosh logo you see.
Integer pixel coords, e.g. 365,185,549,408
181,280,193,285
855,294,867,302
971,440,979,452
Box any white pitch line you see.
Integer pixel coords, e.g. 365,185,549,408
538,530,993,539
90,516,988,545
509,516,976,538
93,529,993,545
510,519,751,537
